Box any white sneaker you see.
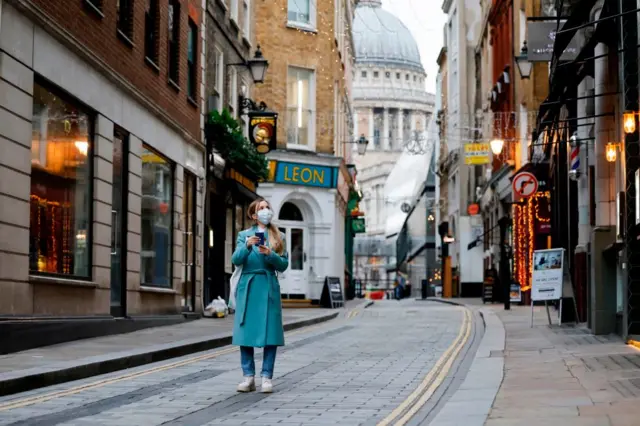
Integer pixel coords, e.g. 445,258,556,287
237,376,256,392
261,378,273,393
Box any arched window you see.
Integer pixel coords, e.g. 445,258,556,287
279,202,303,221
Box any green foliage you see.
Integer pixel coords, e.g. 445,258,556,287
206,109,269,180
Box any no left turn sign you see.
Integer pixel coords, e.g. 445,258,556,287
512,172,538,199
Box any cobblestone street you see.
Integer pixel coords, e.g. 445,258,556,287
0,301,466,426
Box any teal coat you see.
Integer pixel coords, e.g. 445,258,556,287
231,226,288,347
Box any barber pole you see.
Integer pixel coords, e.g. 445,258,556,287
570,144,580,172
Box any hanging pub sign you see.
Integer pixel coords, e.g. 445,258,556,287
248,111,278,154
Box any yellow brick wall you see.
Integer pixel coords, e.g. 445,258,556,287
253,0,348,155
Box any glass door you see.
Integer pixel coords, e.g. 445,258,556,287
182,172,197,312
110,130,128,317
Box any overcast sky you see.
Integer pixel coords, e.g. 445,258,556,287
381,0,446,94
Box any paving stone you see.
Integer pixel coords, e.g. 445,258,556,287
0,301,462,426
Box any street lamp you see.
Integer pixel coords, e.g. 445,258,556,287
515,41,533,80
606,143,618,162
490,138,505,155
247,45,269,84
346,134,369,156
623,111,636,134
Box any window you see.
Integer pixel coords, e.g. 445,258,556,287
228,68,238,117
145,0,160,65
241,78,250,136
287,0,314,28
286,67,314,148
230,0,238,22
396,72,400,79
214,48,224,111
168,0,181,85
242,0,250,38
30,81,93,278
116,0,134,42
414,75,417,82
187,19,198,100
141,146,173,287
84,0,104,15
373,71,379,78
385,72,390,78
279,202,303,221
406,74,410,80
361,71,367,78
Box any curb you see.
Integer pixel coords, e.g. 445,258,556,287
0,311,340,397
419,297,465,307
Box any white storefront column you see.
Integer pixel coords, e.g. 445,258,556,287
396,109,403,150
383,108,390,150
594,41,616,227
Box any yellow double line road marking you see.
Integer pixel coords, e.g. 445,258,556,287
0,322,330,412
347,309,360,319
377,307,472,426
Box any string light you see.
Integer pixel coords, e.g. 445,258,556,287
513,191,551,291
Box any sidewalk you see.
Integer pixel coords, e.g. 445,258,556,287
430,297,640,426
486,303,639,426
0,301,371,397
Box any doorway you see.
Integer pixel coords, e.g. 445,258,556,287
110,129,129,317
278,202,308,299
182,171,197,312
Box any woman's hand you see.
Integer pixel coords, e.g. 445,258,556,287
258,245,272,256
246,236,260,248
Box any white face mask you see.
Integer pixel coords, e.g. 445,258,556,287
256,208,274,225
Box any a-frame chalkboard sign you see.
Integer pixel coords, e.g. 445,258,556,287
320,276,344,309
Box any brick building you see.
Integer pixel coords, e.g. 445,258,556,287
0,0,205,349
251,0,357,301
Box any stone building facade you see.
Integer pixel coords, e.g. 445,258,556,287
351,0,435,285
0,0,204,336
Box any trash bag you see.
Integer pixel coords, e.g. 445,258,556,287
203,297,229,318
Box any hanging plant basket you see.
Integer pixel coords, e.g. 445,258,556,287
206,109,269,181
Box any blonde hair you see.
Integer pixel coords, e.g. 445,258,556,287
247,198,285,255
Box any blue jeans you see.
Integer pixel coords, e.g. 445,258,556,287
240,346,277,379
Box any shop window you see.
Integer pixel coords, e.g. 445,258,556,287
140,146,174,287
187,18,198,101
235,203,244,235
145,0,160,66
29,81,93,278
116,0,134,43
168,0,181,85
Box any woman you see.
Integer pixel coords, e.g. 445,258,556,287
231,198,288,393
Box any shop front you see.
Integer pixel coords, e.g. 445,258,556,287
259,154,348,301
0,2,205,351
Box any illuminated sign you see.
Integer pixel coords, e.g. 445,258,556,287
269,161,338,188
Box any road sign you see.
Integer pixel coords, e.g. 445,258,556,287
512,171,538,199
